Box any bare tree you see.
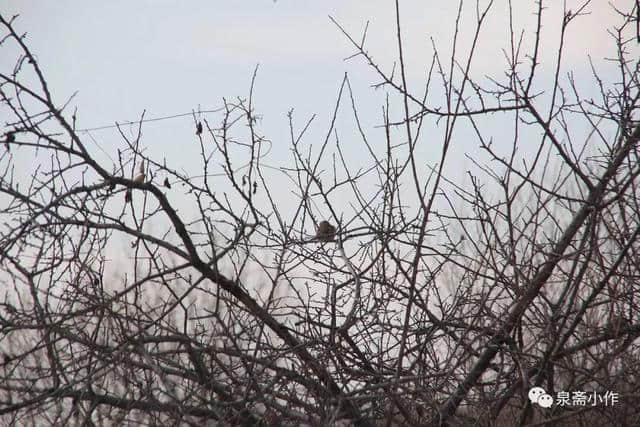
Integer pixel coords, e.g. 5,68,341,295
1,2,640,426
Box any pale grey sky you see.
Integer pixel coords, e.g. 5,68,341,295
1,0,636,291
2,1,623,141
0,1,632,222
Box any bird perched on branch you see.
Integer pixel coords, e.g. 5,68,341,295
315,220,336,242
125,160,145,203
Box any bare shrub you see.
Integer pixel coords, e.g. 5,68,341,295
1,3,640,426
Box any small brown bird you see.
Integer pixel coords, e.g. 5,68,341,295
125,162,145,203
196,121,203,135
315,220,336,242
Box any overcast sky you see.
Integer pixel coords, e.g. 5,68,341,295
1,0,637,288
1,1,634,232
2,1,624,139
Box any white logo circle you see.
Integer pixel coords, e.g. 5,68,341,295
528,387,546,403
538,393,554,408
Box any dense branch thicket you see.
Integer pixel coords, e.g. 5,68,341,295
1,2,639,426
